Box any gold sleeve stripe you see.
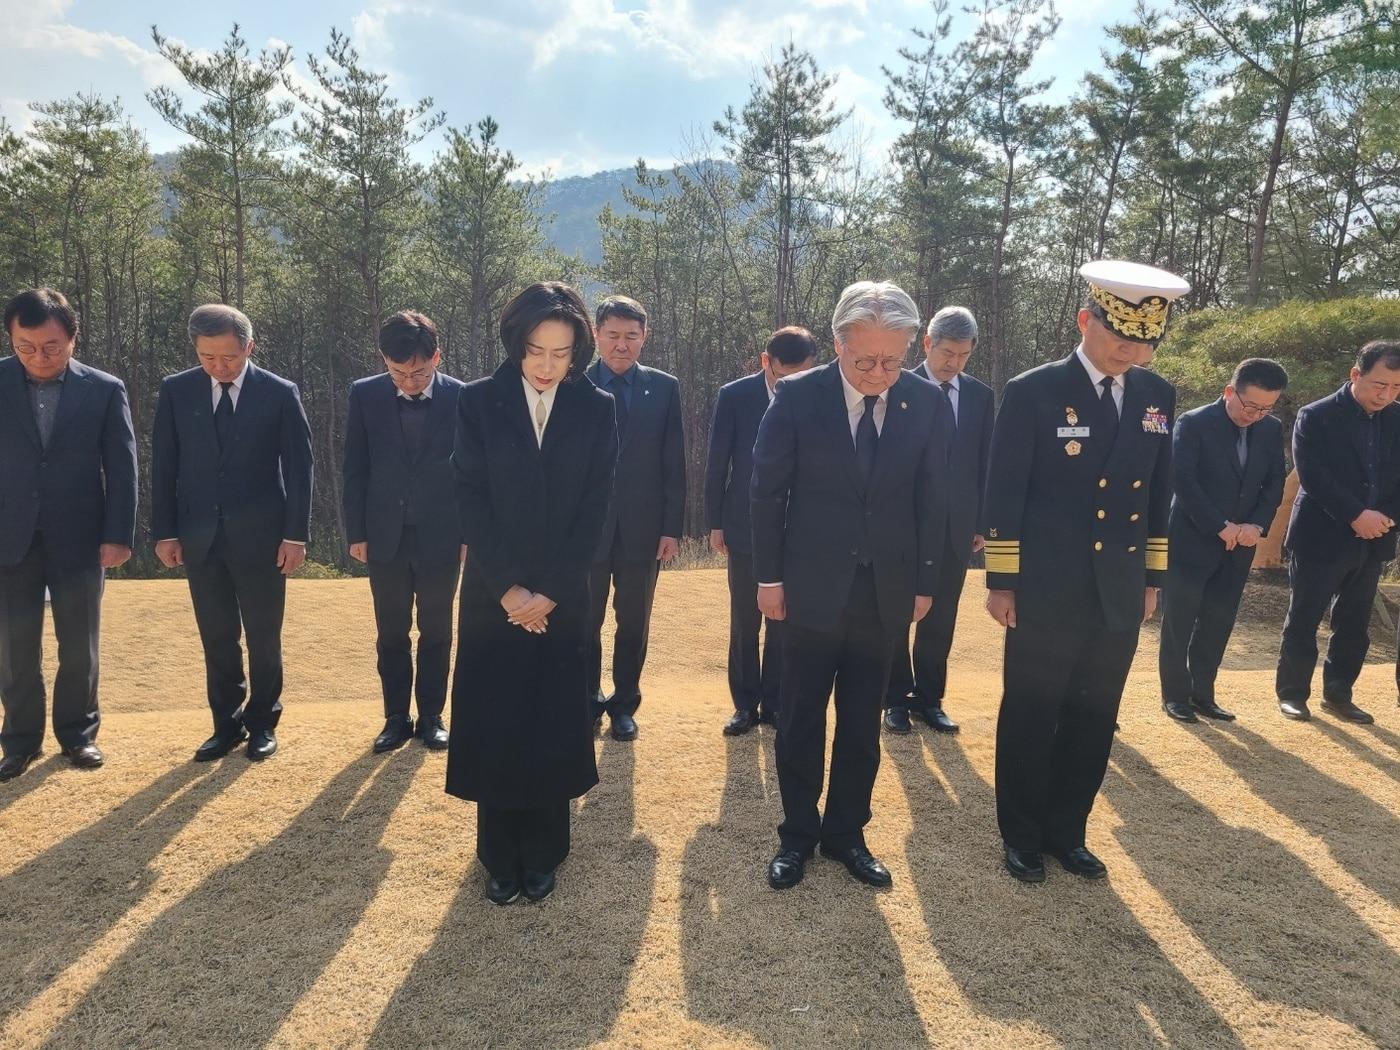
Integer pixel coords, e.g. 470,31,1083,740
984,554,1020,573
983,540,1020,547
1145,550,1168,571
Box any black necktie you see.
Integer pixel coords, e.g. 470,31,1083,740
856,394,879,487
1236,426,1248,470
214,382,234,450
1099,376,1119,448
940,381,956,429
610,374,630,434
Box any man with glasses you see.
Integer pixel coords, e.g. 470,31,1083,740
0,288,137,781
752,281,952,890
343,311,466,753
1159,359,1288,723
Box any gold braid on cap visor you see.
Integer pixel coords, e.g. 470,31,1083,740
1089,285,1169,341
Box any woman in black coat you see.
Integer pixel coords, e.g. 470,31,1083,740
446,282,618,905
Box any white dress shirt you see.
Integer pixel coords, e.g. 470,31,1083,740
397,378,433,400
521,376,559,448
210,359,251,411
1074,345,1124,415
837,364,887,439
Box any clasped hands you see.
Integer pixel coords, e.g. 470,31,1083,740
502,584,556,634
1351,509,1394,541
1216,522,1263,551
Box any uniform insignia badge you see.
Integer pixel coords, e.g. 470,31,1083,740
988,528,998,538
1141,406,1169,434
1065,406,1078,426
1065,440,1082,456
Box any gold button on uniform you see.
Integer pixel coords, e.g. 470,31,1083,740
1128,546,1137,552
1098,478,1107,489
1096,510,1105,520
1129,513,1140,521
1132,480,1142,489
1094,541,1103,551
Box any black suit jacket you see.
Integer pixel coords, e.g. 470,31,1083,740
704,371,770,555
0,357,137,569
750,362,953,633
914,362,994,565
342,371,465,563
454,362,618,604
1169,399,1285,570
1286,384,1400,563
151,363,314,565
586,360,686,562
984,353,1175,633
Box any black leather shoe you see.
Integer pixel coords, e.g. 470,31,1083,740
883,707,912,734
522,869,557,901
723,709,760,736
914,705,959,733
1163,699,1199,723
1051,845,1108,879
417,715,450,750
61,743,104,769
247,729,277,761
820,844,893,887
1278,699,1311,721
1003,846,1046,883
609,712,638,741
0,751,40,782
767,849,808,890
1321,699,1374,724
1191,698,1236,721
194,728,247,762
373,718,414,753
487,876,521,905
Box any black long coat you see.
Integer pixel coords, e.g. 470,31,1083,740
446,362,618,808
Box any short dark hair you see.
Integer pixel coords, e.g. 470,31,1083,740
5,287,78,341
500,282,595,381
594,294,648,330
1231,358,1288,393
1358,340,1400,375
765,326,819,366
379,310,439,363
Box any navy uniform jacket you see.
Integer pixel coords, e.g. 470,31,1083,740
586,360,686,562
1169,399,1285,570
0,357,137,569
703,371,770,555
151,363,314,565
913,361,994,564
750,362,954,633
341,371,466,563
1286,384,1400,564
983,352,1175,633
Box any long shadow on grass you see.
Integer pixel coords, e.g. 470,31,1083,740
1106,742,1399,1043
41,749,421,1048
366,735,657,1049
887,735,1246,1048
1193,720,1398,904
0,758,249,1030
679,728,927,1045
0,753,63,813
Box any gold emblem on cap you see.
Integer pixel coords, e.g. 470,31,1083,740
1089,285,1169,341
1065,440,1082,457
1065,406,1078,426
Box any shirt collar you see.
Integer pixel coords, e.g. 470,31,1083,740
211,358,251,392
600,361,636,385
397,377,433,400
837,362,887,413
521,375,559,408
1075,345,1121,392
24,363,68,386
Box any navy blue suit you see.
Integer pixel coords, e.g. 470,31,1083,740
151,362,313,735
704,371,780,716
342,371,465,724
751,362,952,853
0,357,136,756
1277,384,1400,704
1160,399,1285,706
887,362,995,711
584,359,686,715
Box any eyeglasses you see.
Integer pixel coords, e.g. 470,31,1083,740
850,357,905,374
13,343,69,359
1232,395,1275,417
388,368,434,382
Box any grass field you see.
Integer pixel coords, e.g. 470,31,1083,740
1,570,1397,1049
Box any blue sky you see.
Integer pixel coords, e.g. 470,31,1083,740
1,0,1138,177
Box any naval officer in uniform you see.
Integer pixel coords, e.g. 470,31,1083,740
983,260,1187,884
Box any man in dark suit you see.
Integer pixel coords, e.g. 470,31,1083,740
705,326,817,736
1160,358,1288,723
585,295,685,742
1276,340,1400,725
0,288,137,781
753,281,953,891
343,310,466,754
985,260,1185,885
884,306,994,735
152,304,313,762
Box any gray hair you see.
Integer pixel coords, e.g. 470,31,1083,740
831,281,921,344
927,305,978,345
188,303,254,347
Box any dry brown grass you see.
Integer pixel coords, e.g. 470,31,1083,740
1,571,1397,1049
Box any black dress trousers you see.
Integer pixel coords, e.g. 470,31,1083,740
775,566,896,854
587,534,660,713
1276,544,1385,705
725,549,781,716
1158,552,1252,707
886,531,967,709
476,802,572,880
0,532,104,757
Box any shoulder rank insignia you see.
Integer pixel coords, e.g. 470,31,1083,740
1065,439,1082,456
1065,406,1078,426
1141,406,1169,435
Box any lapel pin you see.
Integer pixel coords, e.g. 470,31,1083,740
900,401,908,410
